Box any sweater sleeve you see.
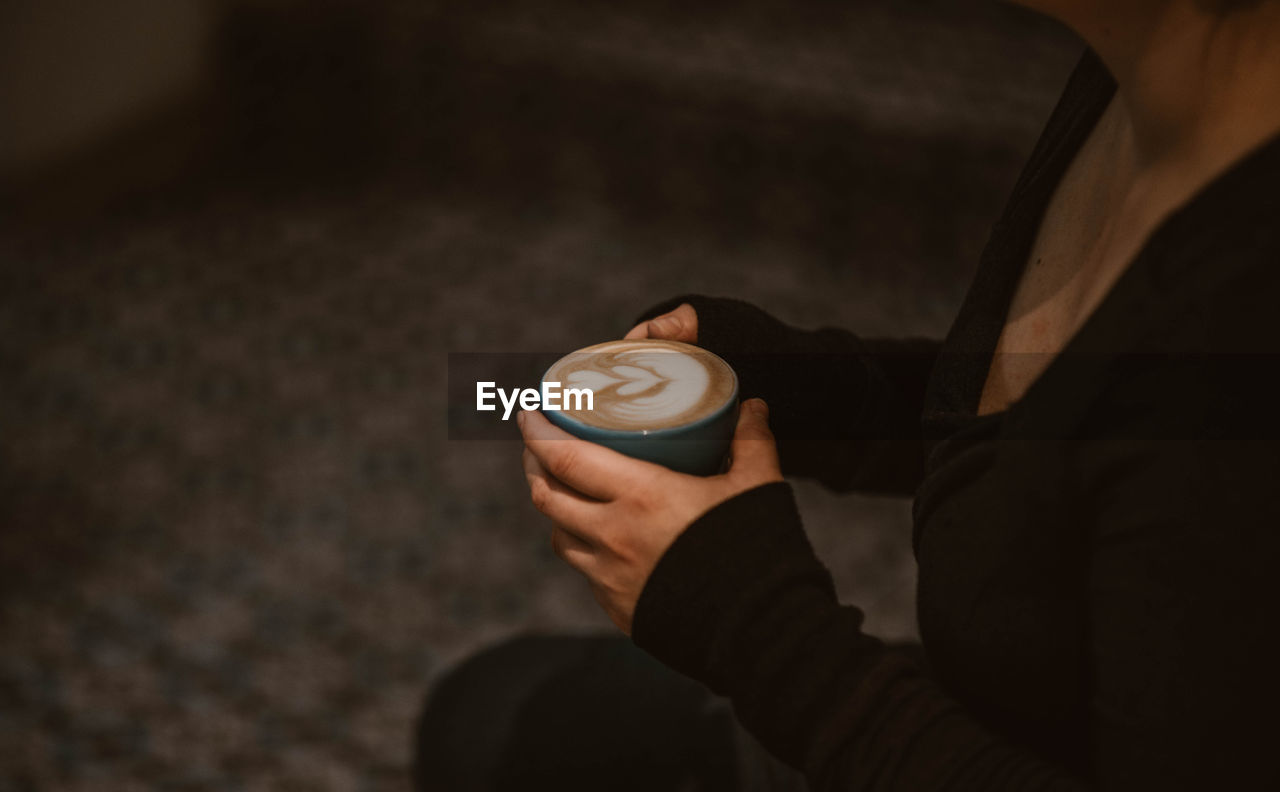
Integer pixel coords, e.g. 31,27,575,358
635,295,939,496
632,482,1088,791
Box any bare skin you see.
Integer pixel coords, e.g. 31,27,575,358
980,0,1280,414
521,0,1280,632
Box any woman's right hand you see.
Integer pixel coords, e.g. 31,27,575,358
623,302,699,343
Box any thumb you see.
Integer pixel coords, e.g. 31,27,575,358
727,399,782,484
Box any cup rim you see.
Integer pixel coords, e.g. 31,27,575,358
540,340,739,439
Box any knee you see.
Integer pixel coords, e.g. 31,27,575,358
412,633,729,792
412,633,618,792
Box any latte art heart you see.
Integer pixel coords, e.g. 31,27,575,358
544,340,737,431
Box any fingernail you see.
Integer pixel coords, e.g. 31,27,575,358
652,316,675,334
751,399,768,416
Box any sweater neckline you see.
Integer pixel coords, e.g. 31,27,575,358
922,50,1117,433
963,52,1117,421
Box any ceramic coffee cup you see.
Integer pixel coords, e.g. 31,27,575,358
540,339,739,476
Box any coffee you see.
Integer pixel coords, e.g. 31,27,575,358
544,339,736,431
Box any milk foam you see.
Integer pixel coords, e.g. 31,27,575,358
545,340,736,431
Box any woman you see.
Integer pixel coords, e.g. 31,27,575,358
420,0,1280,788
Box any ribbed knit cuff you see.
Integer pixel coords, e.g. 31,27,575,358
634,295,882,485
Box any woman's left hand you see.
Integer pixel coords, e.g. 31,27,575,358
518,398,781,635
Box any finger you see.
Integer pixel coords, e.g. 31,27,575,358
518,409,659,501
644,303,698,343
624,304,698,343
726,399,783,483
550,523,598,575
523,448,602,529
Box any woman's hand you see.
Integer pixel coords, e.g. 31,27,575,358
624,302,699,343
518,398,781,635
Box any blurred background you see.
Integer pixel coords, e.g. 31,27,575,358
0,1,1080,788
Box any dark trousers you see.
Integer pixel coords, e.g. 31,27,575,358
414,633,810,792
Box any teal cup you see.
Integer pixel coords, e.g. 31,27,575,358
540,341,739,476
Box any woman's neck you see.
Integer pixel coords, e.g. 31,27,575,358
1011,0,1280,251
1033,1,1280,179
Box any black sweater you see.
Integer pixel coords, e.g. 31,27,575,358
630,51,1280,790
